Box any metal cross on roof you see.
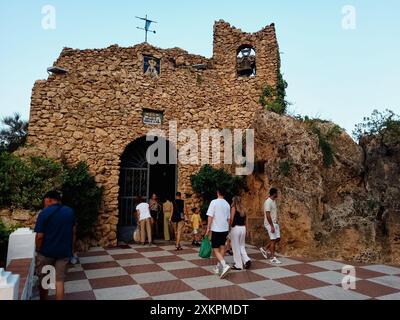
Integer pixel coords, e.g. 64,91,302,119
136,15,157,43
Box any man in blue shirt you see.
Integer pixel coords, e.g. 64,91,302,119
34,190,76,300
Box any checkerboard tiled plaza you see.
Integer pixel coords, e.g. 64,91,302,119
58,243,400,300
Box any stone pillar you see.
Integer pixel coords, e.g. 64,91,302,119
6,228,36,267
5,228,36,300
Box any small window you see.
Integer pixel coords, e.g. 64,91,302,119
237,45,256,77
143,56,160,78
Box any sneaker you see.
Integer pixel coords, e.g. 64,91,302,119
231,265,242,271
70,256,79,265
244,260,252,269
270,257,282,265
260,247,269,259
220,265,231,279
213,265,220,275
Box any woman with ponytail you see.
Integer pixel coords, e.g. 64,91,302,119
230,196,251,270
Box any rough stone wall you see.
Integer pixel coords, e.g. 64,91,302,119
27,20,279,247
359,137,400,263
243,110,399,264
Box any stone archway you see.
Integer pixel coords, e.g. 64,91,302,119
117,136,177,243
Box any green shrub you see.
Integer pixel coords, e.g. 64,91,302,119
259,70,289,115
266,101,287,115
0,153,63,209
311,125,341,168
279,160,293,177
0,220,10,250
353,109,400,149
61,162,103,238
190,165,247,220
0,220,18,267
0,153,103,239
299,118,342,168
318,136,334,167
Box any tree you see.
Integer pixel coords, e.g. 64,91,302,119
353,109,400,149
61,162,103,238
0,113,29,153
190,165,247,220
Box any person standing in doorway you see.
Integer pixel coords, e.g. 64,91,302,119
149,193,161,239
229,196,251,270
34,191,76,300
170,192,187,251
260,188,282,264
137,197,153,246
163,197,174,241
205,189,231,279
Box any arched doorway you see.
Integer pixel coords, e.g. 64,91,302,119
117,136,177,243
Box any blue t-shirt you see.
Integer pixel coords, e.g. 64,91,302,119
34,204,76,259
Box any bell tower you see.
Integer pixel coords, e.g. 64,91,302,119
212,20,280,89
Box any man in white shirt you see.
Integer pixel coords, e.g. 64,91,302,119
136,197,153,246
205,189,231,279
260,188,282,264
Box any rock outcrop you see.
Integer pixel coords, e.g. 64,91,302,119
244,110,400,264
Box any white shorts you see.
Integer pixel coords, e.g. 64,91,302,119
265,223,280,240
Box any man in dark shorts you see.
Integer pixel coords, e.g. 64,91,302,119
34,191,76,300
205,189,231,279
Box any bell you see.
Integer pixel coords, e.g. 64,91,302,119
237,56,255,77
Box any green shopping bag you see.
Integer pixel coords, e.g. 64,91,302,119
198,236,212,259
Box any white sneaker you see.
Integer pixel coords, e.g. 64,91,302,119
260,248,269,260
213,265,220,275
220,265,231,279
270,257,282,265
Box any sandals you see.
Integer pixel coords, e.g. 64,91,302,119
176,246,183,251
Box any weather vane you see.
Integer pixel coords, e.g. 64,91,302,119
136,15,157,43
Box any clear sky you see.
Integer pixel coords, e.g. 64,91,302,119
0,0,399,134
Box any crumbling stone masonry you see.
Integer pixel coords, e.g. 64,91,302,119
27,20,280,247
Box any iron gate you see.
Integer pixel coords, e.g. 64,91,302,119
118,167,149,226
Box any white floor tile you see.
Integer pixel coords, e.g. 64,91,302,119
94,285,149,300
84,267,128,280
117,258,153,267
183,275,233,290
79,255,114,264
65,279,92,294
131,271,177,284
305,285,369,300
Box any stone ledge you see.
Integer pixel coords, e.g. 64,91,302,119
6,258,33,300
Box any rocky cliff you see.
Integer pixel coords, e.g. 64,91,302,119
244,110,400,264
